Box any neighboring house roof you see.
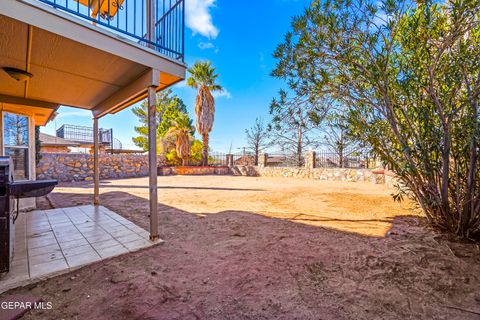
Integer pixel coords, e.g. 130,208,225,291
39,133,80,147
267,156,286,164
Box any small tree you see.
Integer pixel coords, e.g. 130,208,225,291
187,61,223,166
166,113,194,166
245,118,270,165
189,140,203,165
132,89,188,151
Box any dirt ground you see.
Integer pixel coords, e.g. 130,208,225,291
4,175,480,319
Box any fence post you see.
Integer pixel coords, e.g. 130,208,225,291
226,154,233,167
305,150,316,169
258,153,268,167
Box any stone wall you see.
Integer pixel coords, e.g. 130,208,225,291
158,166,231,176
35,152,394,185
232,165,387,184
36,153,165,182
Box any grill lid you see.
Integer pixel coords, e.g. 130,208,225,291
8,180,58,199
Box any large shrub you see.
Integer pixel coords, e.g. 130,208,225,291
273,0,480,238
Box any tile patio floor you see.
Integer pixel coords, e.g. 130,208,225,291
0,205,160,293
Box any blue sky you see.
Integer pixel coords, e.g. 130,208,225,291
43,0,310,152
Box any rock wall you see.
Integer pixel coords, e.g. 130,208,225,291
158,166,231,176
232,166,387,184
36,152,393,185
36,153,165,182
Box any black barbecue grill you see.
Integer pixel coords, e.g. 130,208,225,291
0,156,57,273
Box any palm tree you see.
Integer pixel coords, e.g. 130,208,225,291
167,113,194,166
186,61,223,166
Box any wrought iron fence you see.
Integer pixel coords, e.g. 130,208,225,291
315,149,373,169
266,154,304,168
186,152,228,166
184,150,373,168
207,152,228,167
186,152,256,167
36,0,184,61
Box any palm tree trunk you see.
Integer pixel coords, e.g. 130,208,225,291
202,133,209,166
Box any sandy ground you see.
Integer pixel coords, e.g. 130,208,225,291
3,175,480,319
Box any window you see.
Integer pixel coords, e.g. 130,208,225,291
3,113,29,180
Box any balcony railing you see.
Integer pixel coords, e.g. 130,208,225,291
57,124,113,145
36,0,185,61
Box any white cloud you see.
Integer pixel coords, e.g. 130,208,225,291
198,41,215,50
185,0,219,39
212,89,232,99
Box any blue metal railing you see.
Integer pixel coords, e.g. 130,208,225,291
36,0,184,61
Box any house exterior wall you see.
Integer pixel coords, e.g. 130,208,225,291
0,111,36,210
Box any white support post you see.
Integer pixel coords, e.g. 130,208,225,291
147,86,159,241
93,117,100,205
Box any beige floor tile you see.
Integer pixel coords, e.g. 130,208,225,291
11,256,28,268
84,234,114,244
29,250,64,266
58,238,89,249
62,244,96,257
91,239,122,250
96,244,129,259
116,233,143,244
30,259,69,279
27,237,57,249
123,239,154,251
55,232,85,242
29,243,62,257
109,229,133,238
66,251,101,268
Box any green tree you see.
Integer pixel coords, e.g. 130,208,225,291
165,139,203,166
186,61,223,166
165,112,194,166
273,0,480,238
132,89,192,151
189,140,203,165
